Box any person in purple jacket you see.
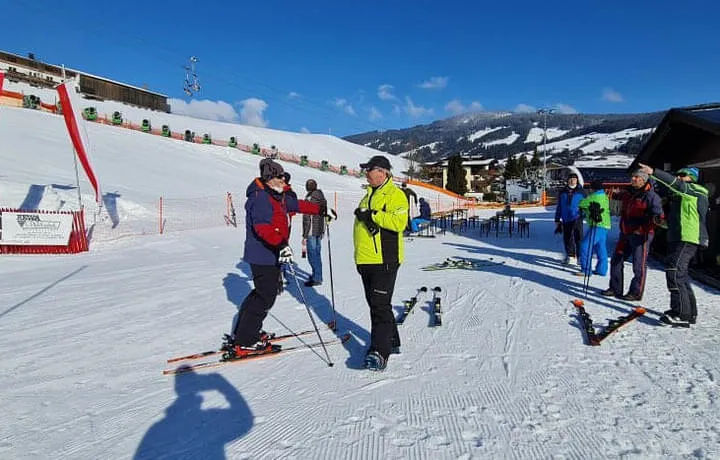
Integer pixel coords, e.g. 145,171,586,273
223,159,333,358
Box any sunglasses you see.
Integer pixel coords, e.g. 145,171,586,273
363,166,381,173
677,173,688,178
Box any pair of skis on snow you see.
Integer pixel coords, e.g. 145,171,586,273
421,257,505,271
163,330,351,375
396,286,442,326
572,299,646,346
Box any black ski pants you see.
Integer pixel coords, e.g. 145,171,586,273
233,264,281,346
357,263,400,360
609,232,652,298
665,242,698,321
562,219,583,258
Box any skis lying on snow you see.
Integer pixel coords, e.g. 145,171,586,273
421,257,505,271
432,286,442,326
163,333,351,375
167,330,317,364
572,300,645,346
396,286,427,325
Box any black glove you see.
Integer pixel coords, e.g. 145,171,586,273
554,222,562,234
588,202,603,224
354,208,379,235
354,207,374,222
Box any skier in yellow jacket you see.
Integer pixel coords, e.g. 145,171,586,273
353,155,408,371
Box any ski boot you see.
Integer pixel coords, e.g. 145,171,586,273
364,351,387,371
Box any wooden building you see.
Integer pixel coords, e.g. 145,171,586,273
0,50,169,112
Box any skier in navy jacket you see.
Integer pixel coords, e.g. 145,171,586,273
554,173,585,264
227,159,329,357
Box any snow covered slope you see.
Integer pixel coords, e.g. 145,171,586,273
1,99,719,460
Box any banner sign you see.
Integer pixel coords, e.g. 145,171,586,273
0,212,74,246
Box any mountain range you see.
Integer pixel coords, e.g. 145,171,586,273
343,111,665,166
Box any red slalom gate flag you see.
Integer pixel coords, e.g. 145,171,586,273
56,81,101,204
0,70,5,94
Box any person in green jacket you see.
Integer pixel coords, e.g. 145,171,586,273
353,155,408,371
638,163,709,327
576,180,611,277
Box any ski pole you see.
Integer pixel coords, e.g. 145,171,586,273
326,222,337,331
582,222,597,298
287,262,334,367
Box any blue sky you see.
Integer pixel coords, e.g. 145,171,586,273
4,0,720,136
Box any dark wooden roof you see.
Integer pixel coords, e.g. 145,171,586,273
633,103,720,171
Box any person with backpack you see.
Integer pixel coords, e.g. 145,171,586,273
302,179,328,287
638,164,709,327
400,182,418,234
576,180,611,277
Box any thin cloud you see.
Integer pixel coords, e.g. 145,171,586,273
404,97,433,118
554,103,578,114
169,98,240,122
377,84,398,101
418,76,449,90
334,98,356,116
239,98,269,127
514,103,536,113
369,106,382,121
445,99,483,115
392,104,402,115
602,88,624,103
288,91,302,100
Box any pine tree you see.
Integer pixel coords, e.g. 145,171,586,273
517,155,529,178
503,155,518,180
531,146,541,168
446,155,468,195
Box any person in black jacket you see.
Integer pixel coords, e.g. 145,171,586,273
401,182,418,233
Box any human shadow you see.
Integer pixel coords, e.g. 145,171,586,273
222,263,254,335
102,191,121,229
134,368,253,460
19,184,46,210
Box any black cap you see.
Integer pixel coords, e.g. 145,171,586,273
359,155,392,171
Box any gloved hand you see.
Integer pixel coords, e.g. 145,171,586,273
354,207,374,223
278,245,294,264
325,208,337,223
354,208,379,235
554,222,562,234
653,215,668,229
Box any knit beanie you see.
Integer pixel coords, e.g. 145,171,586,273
259,158,284,181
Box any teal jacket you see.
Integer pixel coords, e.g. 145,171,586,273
652,169,709,247
578,190,611,230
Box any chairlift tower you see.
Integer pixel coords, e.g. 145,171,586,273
183,56,201,96
537,108,557,203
